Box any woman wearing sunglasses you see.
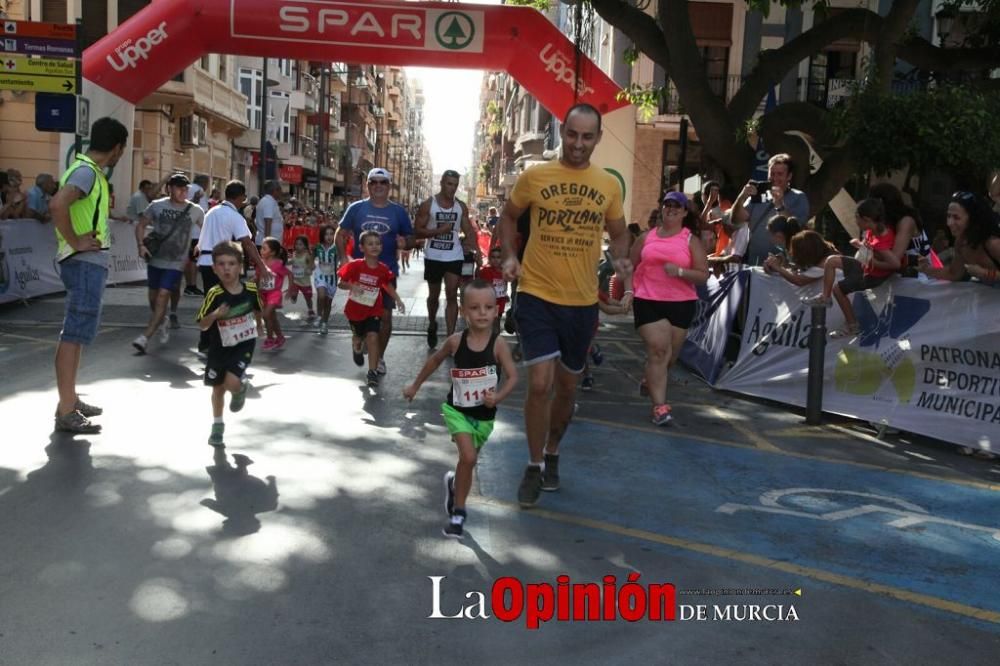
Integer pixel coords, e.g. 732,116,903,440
918,192,1000,286
629,191,709,426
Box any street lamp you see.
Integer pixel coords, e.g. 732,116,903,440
935,6,956,47
257,58,280,195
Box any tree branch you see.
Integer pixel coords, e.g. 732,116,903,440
728,8,881,122
872,0,921,92
587,0,670,70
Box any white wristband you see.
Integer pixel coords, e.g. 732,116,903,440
678,267,685,278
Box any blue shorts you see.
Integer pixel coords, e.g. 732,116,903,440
147,265,183,292
382,278,398,311
59,259,108,345
514,291,598,373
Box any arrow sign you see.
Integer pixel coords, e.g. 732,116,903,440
0,73,76,94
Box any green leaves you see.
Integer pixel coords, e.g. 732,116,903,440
830,84,1000,180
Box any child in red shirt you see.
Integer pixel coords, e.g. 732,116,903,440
477,247,510,334
803,198,900,338
337,230,405,388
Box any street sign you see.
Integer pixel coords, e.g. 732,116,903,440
0,73,75,93
0,54,76,77
1,36,76,57
35,92,76,132
2,19,76,41
77,96,90,135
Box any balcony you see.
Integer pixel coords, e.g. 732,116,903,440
151,66,248,129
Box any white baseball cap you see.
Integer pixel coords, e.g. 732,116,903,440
367,167,391,182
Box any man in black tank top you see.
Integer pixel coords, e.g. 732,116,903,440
413,170,478,348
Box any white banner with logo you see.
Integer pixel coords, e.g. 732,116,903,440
0,219,147,304
715,270,1000,451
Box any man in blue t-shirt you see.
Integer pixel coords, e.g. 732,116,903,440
335,167,415,376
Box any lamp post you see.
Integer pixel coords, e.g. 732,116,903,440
317,67,329,209
935,6,956,48
258,56,269,195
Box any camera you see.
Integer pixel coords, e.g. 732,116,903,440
748,180,771,203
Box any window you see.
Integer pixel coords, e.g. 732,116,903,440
42,0,66,23
118,0,149,24
239,68,263,130
277,59,292,78
270,90,291,144
81,1,108,49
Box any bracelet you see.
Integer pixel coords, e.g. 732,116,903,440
678,267,685,278
623,290,634,295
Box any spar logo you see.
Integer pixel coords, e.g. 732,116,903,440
539,43,595,97
434,12,474,50
106,21,168,72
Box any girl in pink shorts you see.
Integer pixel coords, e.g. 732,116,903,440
259,237,290,350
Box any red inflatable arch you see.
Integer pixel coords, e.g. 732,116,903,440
83,0,627,120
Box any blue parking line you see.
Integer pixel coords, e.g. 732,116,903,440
479,417,1000,616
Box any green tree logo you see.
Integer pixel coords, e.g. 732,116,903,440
435,12,474,50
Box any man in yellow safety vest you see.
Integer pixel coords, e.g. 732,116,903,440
50,116,130,434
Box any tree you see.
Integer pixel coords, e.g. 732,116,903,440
520,0,1000,215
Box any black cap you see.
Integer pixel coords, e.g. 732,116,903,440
167,173,190,187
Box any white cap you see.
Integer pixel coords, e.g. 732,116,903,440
367,167,391,182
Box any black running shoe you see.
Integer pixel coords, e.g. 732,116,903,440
352,343,364,367
366,370,379,388
427,323,438,349
444,470,455,516
542,453,560,492
443,509,466,539
581,375,594,391
184,285,204,296
517,465,543,508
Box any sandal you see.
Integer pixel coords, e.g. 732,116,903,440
829,324,860,340
54,410,102,434
802,294,832,307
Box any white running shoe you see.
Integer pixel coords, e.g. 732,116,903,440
159,324,170,344
132,335,148,354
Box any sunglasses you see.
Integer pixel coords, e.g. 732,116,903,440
951,191,975,202
368,179,390,185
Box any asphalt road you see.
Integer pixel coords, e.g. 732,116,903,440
1,256,998,665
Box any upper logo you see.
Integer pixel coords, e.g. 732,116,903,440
106,21,168,72
434,12,474,50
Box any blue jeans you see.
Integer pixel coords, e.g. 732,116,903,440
59,259,108,345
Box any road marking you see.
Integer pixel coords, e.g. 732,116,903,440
0,331,57,346
538,412,1000,493
478,496,1000,625
764,426,846,440
716,487,1000,543
707,405,781,452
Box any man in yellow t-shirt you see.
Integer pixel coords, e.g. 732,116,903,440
499,103,634,509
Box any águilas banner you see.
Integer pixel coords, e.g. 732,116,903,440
83,0,627,119
715,270,1000,451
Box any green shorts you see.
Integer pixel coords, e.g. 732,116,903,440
441,403,495,450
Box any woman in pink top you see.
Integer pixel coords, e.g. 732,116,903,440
629,191,709,426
